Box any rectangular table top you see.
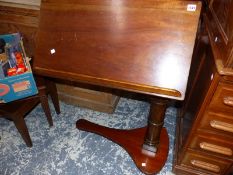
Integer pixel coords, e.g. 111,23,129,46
34,0,201,100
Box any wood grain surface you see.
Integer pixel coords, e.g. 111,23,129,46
34,0,201,100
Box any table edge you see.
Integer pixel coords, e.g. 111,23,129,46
34,67,183,100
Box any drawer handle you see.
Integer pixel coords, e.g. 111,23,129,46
223,97,233,107
200,142,233,156
210,120,233,133
191,160,220,173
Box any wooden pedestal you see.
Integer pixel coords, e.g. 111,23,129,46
77,120,169,175
76,98,170,175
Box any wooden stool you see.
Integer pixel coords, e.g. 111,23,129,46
0,77,60,147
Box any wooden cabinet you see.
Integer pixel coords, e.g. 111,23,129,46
173,38,233,175
173,1,233,174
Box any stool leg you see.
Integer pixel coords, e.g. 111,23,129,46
46,80,60,114
12,116,32,147
39,95,53,127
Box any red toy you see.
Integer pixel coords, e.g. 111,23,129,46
7,67,17,76
15,52,25,67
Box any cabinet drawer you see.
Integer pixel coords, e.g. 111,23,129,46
181,151,232,174
209,82,233,115
189,133,233,160
200,112,233,135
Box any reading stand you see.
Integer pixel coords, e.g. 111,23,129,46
34,1,201,174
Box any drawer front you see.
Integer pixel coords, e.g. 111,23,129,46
189,133,233,160
181,151,232,174
209,82,233,115
200,112,233,135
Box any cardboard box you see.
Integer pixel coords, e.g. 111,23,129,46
0,33,38,103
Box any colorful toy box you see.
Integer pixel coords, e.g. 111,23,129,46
0,33,38,103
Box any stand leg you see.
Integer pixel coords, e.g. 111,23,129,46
76,98,169,175
45,79,61,115
143,98,168,153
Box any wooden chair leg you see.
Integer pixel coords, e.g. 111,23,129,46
12,116,32,147
46,80,61,115
39,95,53,127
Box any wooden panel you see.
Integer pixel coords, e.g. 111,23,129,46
205,12,229,67
210,0,233,42
179,41,217,146
0,1,120,112
57,83,119,113
0,2,39,57
206,0,233,69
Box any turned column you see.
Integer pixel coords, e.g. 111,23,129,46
143,98,168,153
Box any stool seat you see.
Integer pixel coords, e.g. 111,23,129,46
0,97,39,119
0,76,60,147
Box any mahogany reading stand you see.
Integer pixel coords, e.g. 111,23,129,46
34,1,201,174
